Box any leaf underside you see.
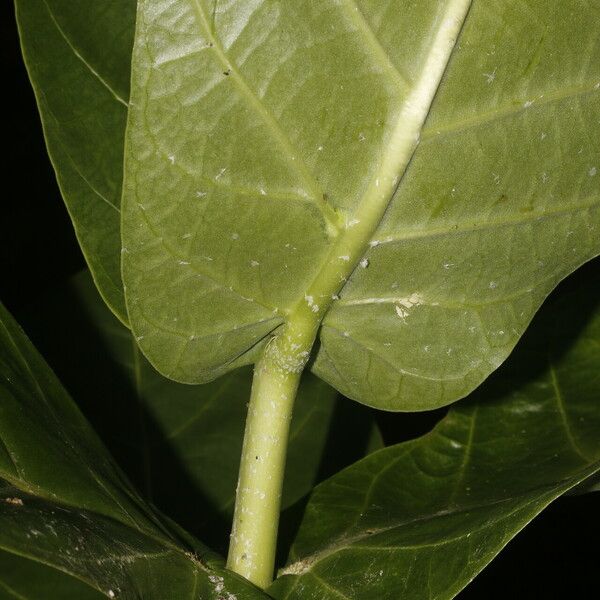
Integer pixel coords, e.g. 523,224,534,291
268,278,600,600
121,0,600,410
20,271,381,554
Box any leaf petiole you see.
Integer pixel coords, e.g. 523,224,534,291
226,315,318,588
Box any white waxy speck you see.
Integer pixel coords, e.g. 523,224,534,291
541,172,549,183
395,305,408,320
397,292,423,309
482,68,496,84
331,294,340,300
489,281,498,289
215,167,227,180
304,295,319,313
524,100,533,108
369,240,380,247
375,178,380,187
358,132,366,142
589,167,597,177
540,132,547,140
260,188,266,195
182,232,192,239
347,218,360,228
178,260,190,265
250,260,260,267
317,145,323,151
492,173,500,185
196,190,207,198
209,575,224,594
339,255,350,261
595,82,600,90
168,155,175,164
231,232,239,240
135,335,144,341
360,258,369,268
108,592,115,599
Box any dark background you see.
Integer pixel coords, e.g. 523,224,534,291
2,3,598,598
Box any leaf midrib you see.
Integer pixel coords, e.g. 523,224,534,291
278,0,476,344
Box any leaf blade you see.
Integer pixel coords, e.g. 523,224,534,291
269,279,600,599
122,0,600,410
0,301,269,599
15,0,136,323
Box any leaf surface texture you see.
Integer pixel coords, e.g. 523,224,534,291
269,280,600,599
122,0,600,409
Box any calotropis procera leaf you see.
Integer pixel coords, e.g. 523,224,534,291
0,302,268,599
21,271,382,551
122,0,600,410
267,282,600,600
15,0,135,323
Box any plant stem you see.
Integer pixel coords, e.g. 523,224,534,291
227,5,473,585
226,314,318,589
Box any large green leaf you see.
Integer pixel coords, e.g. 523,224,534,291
20,271,382,552
121,0,600,410
268,279,600,599
0,301,268,599
15,0,135,323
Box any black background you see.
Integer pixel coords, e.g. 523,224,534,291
2,3,598,598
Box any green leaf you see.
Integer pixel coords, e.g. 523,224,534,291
15,0,136,323
0,549,105,599
267,280,600,599
20,271,382,552
0,302,268,599
121,0,600,410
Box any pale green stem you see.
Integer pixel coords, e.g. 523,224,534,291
226,0,472,587
226,314,318,588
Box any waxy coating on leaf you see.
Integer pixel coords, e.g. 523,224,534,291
121,0,600,411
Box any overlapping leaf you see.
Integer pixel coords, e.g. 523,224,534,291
268,280,600,599
0,302,268,599
15,0,135,322
20,271,382,551
120,0,600,410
